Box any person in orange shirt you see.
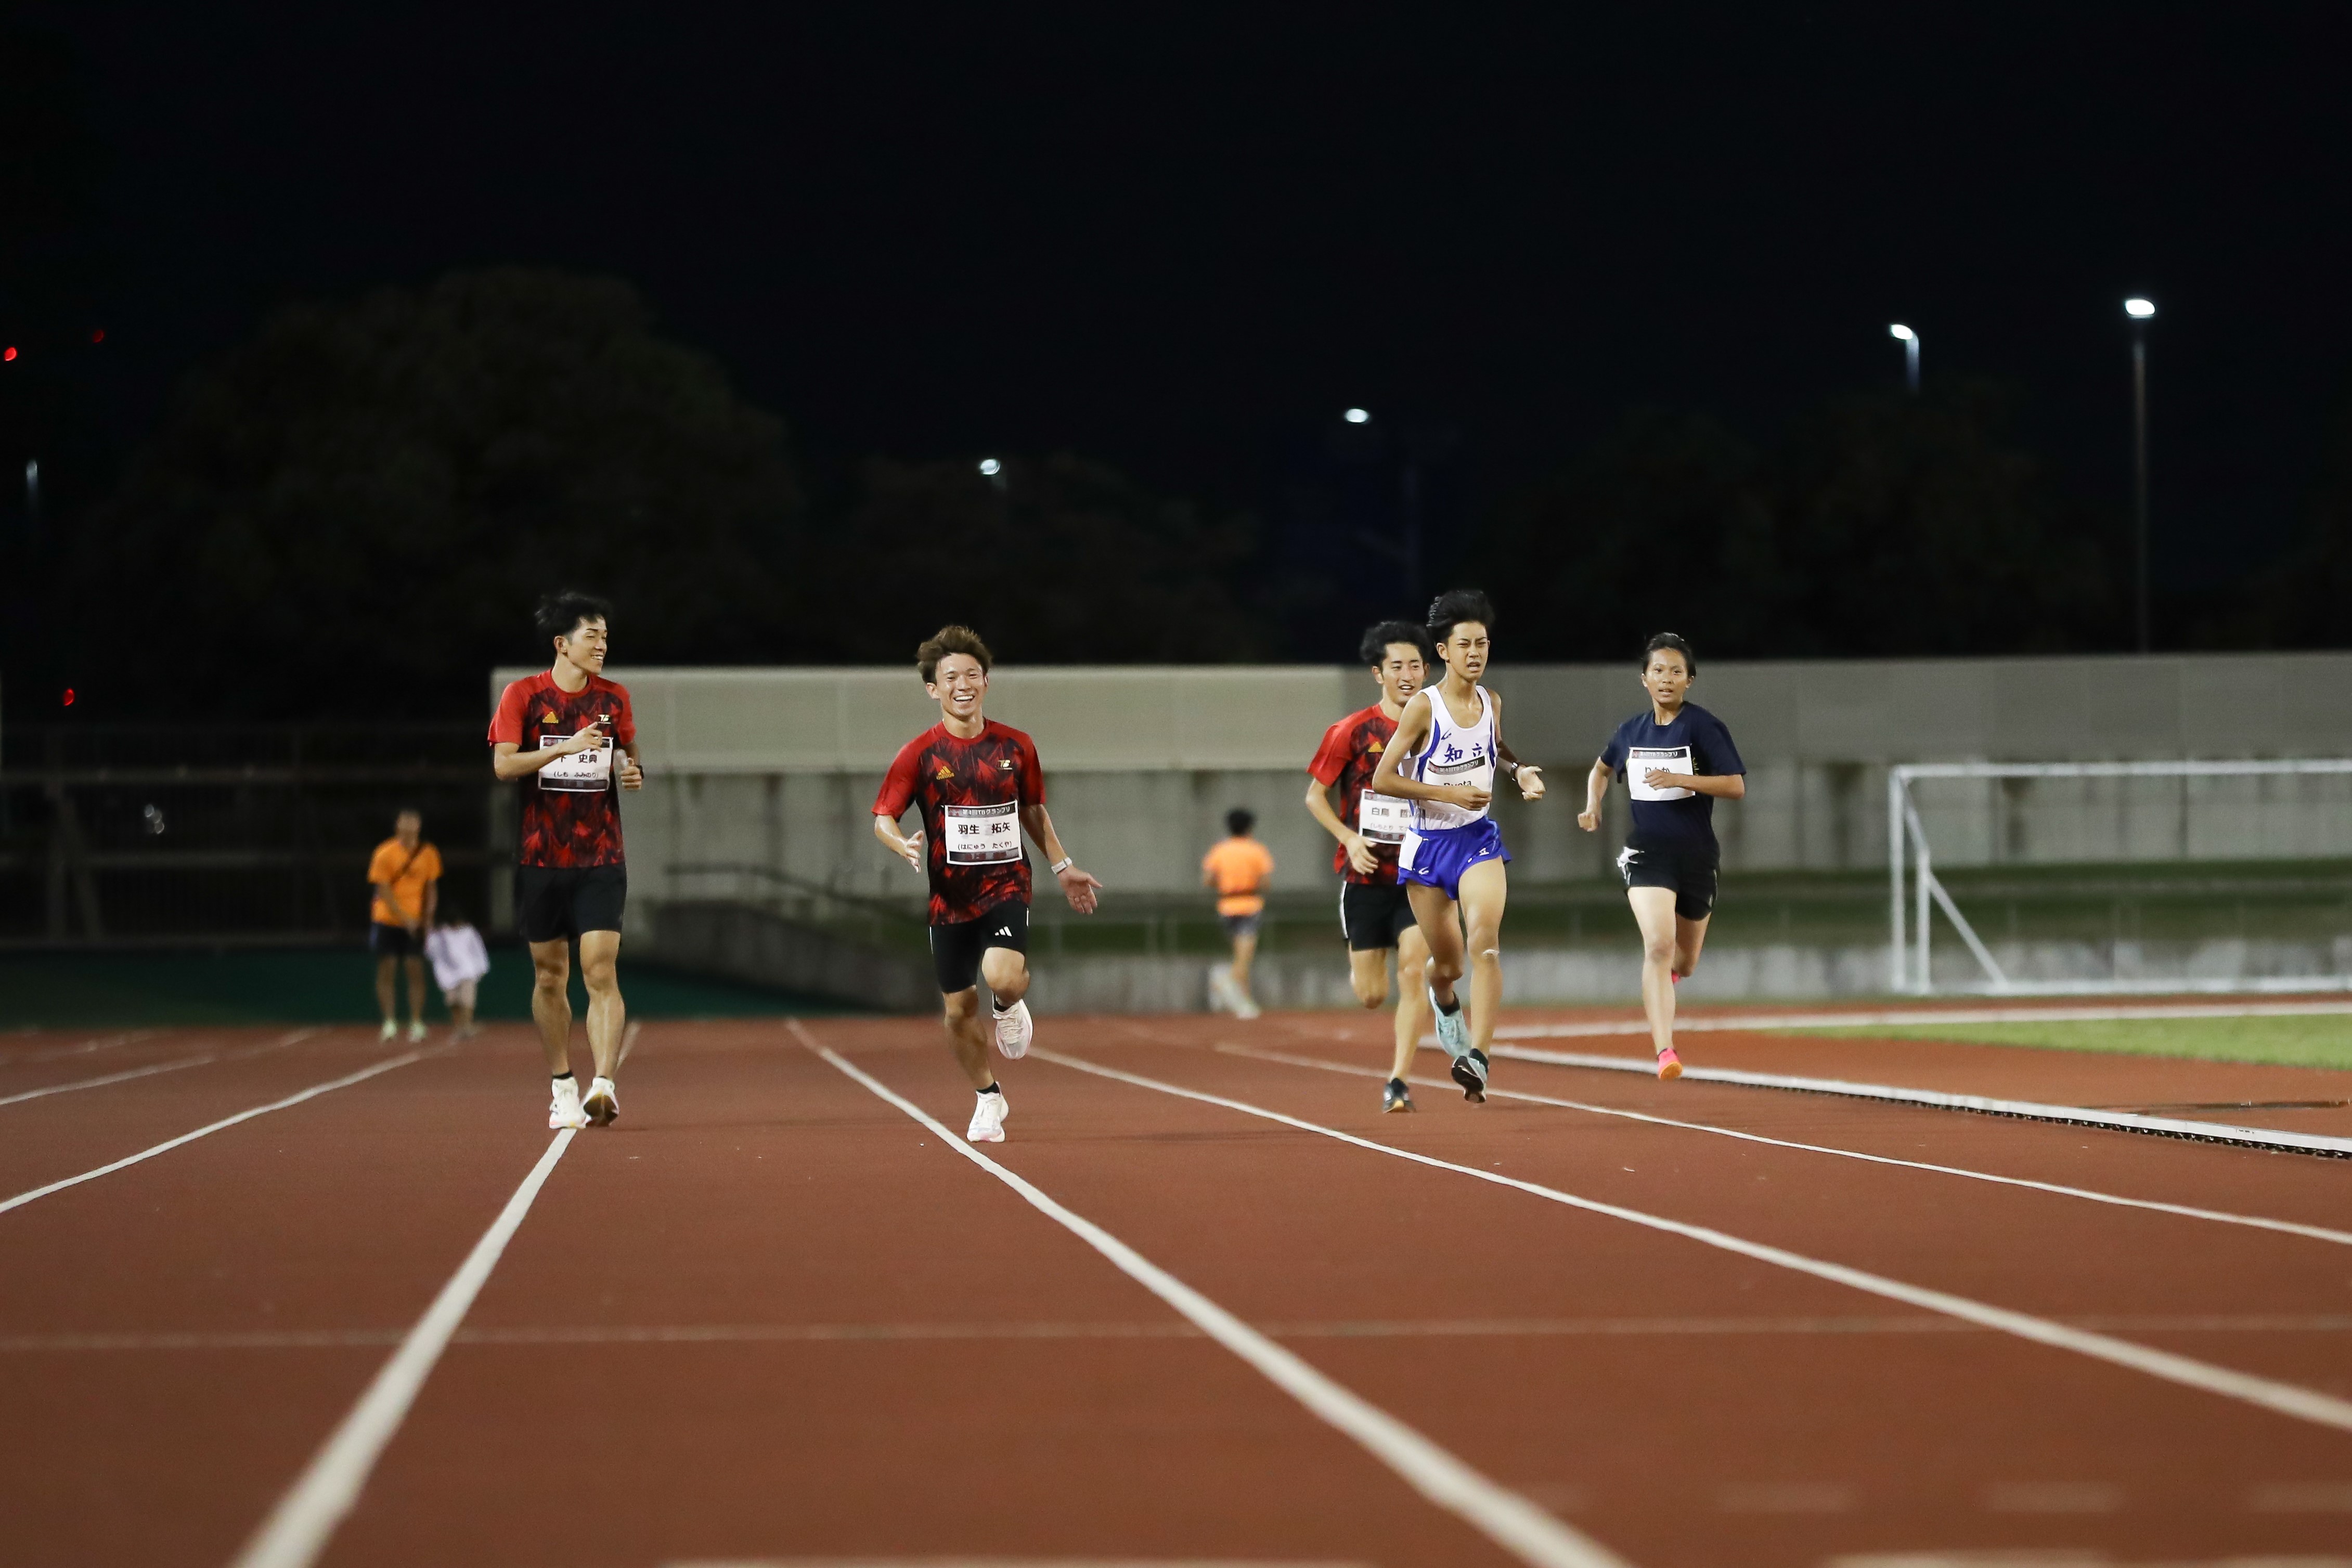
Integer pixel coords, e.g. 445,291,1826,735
1201,808,1274,1018
367,808,443,1043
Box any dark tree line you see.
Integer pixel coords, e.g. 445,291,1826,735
16,262,2352,721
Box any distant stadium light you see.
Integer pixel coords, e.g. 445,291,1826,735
1343,407,1369,423
89,328,105,343
2125,297,2156,319
977,457,1002,476
1888,323,1915,341
2,347,15,361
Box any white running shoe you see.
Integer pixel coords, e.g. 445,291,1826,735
1428,984,1470,1056
1234,990,1262,1021
993,997,1033,1059
379,1019,398,1043
1208,967,1242,1014
966,1089,1009,1143
549,1078,588,1131
583,1075,620,1126
407,1019,427,1043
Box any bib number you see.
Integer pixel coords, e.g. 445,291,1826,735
1628,746,1695,801
945,801,1023,865
537,734,613,793
1357,788,1413,844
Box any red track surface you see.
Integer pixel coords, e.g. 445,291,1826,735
4,1012,2351,1567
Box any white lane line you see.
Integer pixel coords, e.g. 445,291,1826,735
1219,1043,2352,1249
1035,1047,2352,1437
1493,999,2352,1039
618,1020,643,1067
670,1559,1373,1567
0,1049,438,1217
0,1028,158,1067
1491,1044,2352,1158
230,1129,576,1568
791,1020,1632,1568
0,1028,319,1111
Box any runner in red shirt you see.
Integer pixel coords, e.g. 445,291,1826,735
1305,620,1443,1114
488,590,644,1132
873,625,1101,1143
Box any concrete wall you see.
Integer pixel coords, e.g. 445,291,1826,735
492,653,2352,919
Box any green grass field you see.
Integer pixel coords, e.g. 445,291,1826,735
0,948,860,1030
1812,1014,2352,1071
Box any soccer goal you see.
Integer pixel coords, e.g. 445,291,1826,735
1888,759,2352,995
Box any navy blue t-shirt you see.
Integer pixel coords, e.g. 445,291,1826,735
1599,702,1746,849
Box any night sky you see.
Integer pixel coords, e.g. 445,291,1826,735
34,4,2352,589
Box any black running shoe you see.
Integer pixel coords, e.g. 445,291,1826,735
1381,1077,1417,1114
1450,1048,1488,1103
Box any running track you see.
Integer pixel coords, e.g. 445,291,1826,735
4,1010,2351,1567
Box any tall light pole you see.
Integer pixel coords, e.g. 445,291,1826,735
2125,297,2156,653
1889,323,1919,392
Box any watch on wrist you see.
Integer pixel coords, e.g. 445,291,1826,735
1050,856,1075,875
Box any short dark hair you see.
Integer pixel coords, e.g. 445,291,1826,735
535,590,613,643
1644,631,1697,677
1226,807,1256,837
1426,589,1495,645
394,806,422,823
917,625,993,684
1359,620,1437,667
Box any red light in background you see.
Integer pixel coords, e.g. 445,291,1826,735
89,328,105,344
61,689,75,707
3,347,15,361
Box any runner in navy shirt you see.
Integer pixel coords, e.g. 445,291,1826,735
1578,633,1747,1080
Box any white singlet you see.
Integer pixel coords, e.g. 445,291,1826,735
1406,685,1497,833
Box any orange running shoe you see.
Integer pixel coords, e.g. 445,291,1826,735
1656,1046,1683,1081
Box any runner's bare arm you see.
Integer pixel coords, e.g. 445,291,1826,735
1576,759,1614,832
1020,804,1101,914
422,878,438,932
490,724,605,782
1369,693,1487,809
1490,691,1544,801
1303,777,1382,876
871,812,925,871
617,742,644,792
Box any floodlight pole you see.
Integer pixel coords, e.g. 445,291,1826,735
2126,300,2155,653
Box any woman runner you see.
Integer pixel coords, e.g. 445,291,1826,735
1577,632,1747,1079
1371,590,1544,1102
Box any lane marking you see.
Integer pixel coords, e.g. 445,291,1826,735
0,1049,440,1217
0,1028,158,1067
1219,1043,2352,1249
669,1559,1374,1567
1034,1047,2352,1437
792,1019,1633,1568
1491,1044,2352,1158
1492,999,2352,1038
14,1312,2352,1354
0,1028,319,1111
230,1130,576,1568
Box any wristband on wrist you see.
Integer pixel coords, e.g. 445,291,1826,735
1050,856,1075,875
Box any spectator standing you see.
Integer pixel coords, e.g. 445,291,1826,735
1202,808,1274,1018
367,808,442,1041
426,906,492,1040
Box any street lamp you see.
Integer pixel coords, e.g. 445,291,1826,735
1888,323,1919,392
2124,299,2155,652
1343,407,1370,424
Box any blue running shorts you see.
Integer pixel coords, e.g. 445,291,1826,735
1398,819,1511,901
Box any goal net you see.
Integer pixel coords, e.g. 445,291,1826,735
1888,759,2352,995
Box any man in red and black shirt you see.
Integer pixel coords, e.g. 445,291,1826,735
873,625,1100,1144
489,590,644,1133
1304,620,1439,1114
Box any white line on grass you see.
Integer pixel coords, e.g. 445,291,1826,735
229,1129,575,1568
1035,1047,2352,1437
1490,999,2352,1040
0,1028,319,1111
1218,1042,2352,1249
0,1048,436,1217
791,1020,1633,1568
1489,1045,2352,1157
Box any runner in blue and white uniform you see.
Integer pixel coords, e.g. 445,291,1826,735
1577,632,1747,1080
1370,590,1544,1102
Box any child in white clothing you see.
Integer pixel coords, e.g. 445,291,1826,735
425,909,492,1040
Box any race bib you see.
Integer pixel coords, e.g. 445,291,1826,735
537,733,614,793
1628,745,1694,801
944,801,1023,865
1357,788,1413,844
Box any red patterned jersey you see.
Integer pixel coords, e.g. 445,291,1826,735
1307,703,1408,885
873,720,1047,925
488,672,637,869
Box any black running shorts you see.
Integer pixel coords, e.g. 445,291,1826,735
514,863,629,943
1340,878,1419,952
930,902,1029,994
1616,837,1719,921
369,921,418,958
